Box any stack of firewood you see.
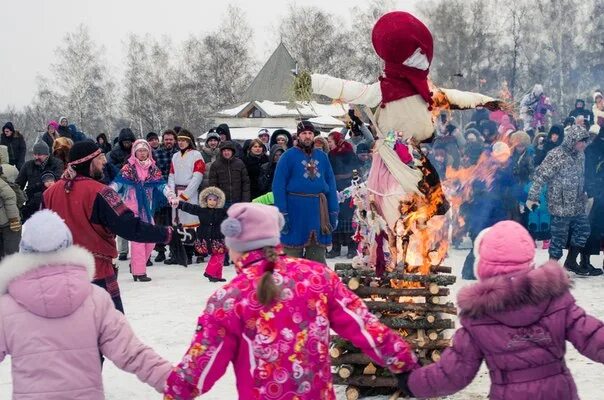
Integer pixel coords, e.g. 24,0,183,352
331,262,457,400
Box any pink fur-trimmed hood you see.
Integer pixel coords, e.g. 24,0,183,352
458,262,571,320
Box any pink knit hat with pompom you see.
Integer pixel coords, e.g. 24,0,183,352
221,203,284,253
474,220,535,280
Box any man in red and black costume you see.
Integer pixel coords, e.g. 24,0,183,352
43,141,178,312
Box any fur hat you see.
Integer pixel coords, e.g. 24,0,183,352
594,91,603,101
19,210,73,254
199,186,225,208
474,220,535,280
221,203,284,253
206,132,220,143
297,120,315,135
510,131,531,147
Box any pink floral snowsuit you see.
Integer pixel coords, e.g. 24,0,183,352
164,248,417,399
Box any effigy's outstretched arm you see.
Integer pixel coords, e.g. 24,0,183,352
311,73,382,108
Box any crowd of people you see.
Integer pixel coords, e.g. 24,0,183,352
423,89,604,280
0,89,602,398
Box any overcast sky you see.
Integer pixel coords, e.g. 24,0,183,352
0,0,419,109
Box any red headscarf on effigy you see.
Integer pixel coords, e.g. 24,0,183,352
372,12,434,109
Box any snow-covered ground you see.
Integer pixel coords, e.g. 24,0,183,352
0,248,602,399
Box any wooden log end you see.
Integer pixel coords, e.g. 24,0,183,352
347,277,360,291
345,385,360,400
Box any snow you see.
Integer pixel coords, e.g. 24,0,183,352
308,115,346,127
214,100,349,118
215,102,250,117
0,248,602,399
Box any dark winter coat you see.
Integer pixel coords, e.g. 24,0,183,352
470,107,491,127
215,124,243,158
408,263,604,400
243,152,269,200
105,129,136,182
16,156,64,219
0,133,26,170
568,99,594,127
178,187,227,242
584,135,604,254
258,145,284,196
38,132,58,150
208,142,250,204
510,149,534,203
535,125,565,166
528,126,590,217
96,134,112,154
329,146,359,233
461,164,514,238
433,134,461,168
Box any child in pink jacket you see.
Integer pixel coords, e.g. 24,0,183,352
164,203,418,400
397,220,604,400
0,210,173,399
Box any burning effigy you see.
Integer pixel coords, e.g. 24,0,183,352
297,10,511,399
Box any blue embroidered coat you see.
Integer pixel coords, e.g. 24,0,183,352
272,147,338,247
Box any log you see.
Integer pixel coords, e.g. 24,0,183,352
353,286,450,298
347,277,361,290
337,270,456,286
338,364,355,379
330,337,359,355
430,349,442,362
333,375,398,387
364,301,457,315
335,262,453,275
412,338,451,350
389,390,402,400
428,283,440,295
363,362,377,375
345,385,360,400
431,265,452,274
382,317,454,330
427,330,440,341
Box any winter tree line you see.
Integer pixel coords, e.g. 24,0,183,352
1,0,603,145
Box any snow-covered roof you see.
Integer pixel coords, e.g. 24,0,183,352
307,115,346,127
213,100,348,119
216,103,248,117
197,127,296,141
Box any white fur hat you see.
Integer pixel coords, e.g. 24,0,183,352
594,92,603,101
19,210,73,254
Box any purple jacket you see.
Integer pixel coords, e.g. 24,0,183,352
408,262,604,400
0,246,173,399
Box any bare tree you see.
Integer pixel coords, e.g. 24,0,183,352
123,34,174,136
278,4,354,78
347,0,395,82
48,24,115,134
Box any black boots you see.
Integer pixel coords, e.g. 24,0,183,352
155,252,166,262
146,258,153,267
326,244,341,259
118,253,128,261
346,246,357,259
133,274,152,282
564,247,589,276
204,272,226,282
580,252,604,276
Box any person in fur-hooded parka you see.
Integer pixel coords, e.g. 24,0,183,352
0,210,173,399
177,186,228,282
398,220,604,400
